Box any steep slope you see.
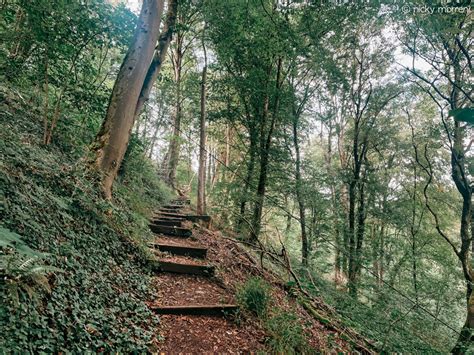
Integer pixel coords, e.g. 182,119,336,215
0,86,171,352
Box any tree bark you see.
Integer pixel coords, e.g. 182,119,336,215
91,0,164,199
197,31,207,215
251,58,282,240
292,116,308,266
452,120,473,353
237,128,257,230
134,0,178,118
167,30,183,188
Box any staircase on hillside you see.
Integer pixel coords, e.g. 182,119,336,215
148,197,239,317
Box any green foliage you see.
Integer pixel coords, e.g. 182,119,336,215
237,277,270,317
0,227,62,306
300,274,451,354
1,0,136,153
265,311,309,354
449,108,474,124
0,86,169,352
118,134,173,216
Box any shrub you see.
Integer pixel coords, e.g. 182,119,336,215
265,311,309,354
237,277,270,317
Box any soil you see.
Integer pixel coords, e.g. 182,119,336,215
154,235,202,248
150,274,233,306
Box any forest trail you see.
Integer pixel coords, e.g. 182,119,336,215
145,198,364,353
147,198,265,352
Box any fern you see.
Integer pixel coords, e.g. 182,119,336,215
0,227,62,305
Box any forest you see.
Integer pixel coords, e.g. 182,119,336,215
0,0,472,353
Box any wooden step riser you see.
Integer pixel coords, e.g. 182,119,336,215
150,305,238,316
160,208,183,213
151,216,186,222
153,244,207,258
157,212,186,219
157,212,184,217
154,261,215,276
149,224,192,237
186,215,211,223
150,220,182,227
155,212,211,223
171,200,190,205
162,205,184,210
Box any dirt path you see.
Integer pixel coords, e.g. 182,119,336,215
147,198,357,353
148,199,266,352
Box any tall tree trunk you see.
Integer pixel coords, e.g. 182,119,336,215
91,0,164,199
451,119,473,353
410,164,419,304
347,178,357,295
250,94,270,240
134,0,178,118
42,51,49,145
354,173,366,279
292,117,308,266
237,129,257,229
222,124,231,181
251,59,282,241
348,119,362,296
197,31,207,215
167,31,183,188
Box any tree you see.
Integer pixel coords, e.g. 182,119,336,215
197,25,207,215
91,0,164,198
401,9,473,352
135,0,179,119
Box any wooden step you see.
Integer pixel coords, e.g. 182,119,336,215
152,215,185,221
157,212,211,223
150,304,238,316
151,242,207,258
153,260,215,276
149,224,192,237
153,211,186,219
157,211,187,218
162,204,183,210
171,198,190,205
150,219,182,227
160,208,183,214
186,215,211,223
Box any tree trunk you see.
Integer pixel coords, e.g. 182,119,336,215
91,0,164,199
251,59,282,241
236,104,257,229
348,118,362,296
237,129,257,229
292,117,308,266
354,176,366,279
451,120,473,353
197,33,207,215
167,31,183,188
347,178,357,295
134,0,178,118
250,95,270,240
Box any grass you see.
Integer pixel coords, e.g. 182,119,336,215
236,277,310,353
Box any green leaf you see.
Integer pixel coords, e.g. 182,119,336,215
449,108,474,124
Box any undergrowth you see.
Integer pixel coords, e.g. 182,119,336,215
237,277,309,353
297,272,450,354
0,86,172,352
236,277,270,317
